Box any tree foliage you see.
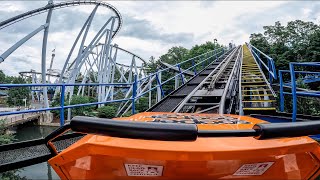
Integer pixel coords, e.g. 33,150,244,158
145,40,223,96
0,120,15,145
135,97,149,113
97,105,117,118
6,77,30,107
250,20,320,70
249,20,320,115
69,95,96,117
0,70,5,84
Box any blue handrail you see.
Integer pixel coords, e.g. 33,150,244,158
279,62,320,122
247,43,277,84
0,82,133,126
0,47,226,126
138,47,224,82
136,50,223,99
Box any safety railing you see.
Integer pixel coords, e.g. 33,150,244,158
0,47,226,126
0,83,132,126
247,43,277,84
136,47,225,96
279,62,320,122
116,47,226,116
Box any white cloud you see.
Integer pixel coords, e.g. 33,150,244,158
0,1,319,76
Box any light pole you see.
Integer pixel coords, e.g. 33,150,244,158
214,38,217,47
23,98,27,108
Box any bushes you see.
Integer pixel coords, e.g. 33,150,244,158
69,95,96,118
135,97,149,112
51,95,95,119
97,105,117,118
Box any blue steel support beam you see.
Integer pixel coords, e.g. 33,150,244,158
192,59,197,75
156,73,165,98
289,62,320,122
270,58,277,80
279,70,284,112
0,23,49,62
289,63,297,122
60,85,65,126
177,64,185,84
59,7,101,84
132,75,137,115
41,3,53,109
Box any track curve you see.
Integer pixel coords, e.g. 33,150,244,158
0,1,122,38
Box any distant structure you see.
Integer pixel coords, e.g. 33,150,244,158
0,0,150,119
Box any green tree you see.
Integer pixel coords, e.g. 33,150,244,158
249,33,269,53
7,77,30,107
0,120,14,144
143,40,223,96
135,97,149,112
97,105,117,118
249,19,320,115
0,70,6,83
250,20,320,70
70,95,95,117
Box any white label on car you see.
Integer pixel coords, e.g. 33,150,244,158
233,162,274,176
125,164,163,176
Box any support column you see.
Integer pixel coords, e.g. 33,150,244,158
156,71,162,102
42,1,53,109
175,73,179,89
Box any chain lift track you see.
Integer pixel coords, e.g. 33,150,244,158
174,46,242,114
240,45,277,115
147,49,235,112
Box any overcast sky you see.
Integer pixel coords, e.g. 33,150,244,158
0,1,319,76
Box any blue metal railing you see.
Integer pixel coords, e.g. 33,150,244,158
247,43,277,84
279,62,320,122
0,83,132,126
135,48,226,99
0,47,226,126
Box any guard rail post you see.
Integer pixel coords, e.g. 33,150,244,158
132,75,137,115
60,84,65,126
279,70,284,112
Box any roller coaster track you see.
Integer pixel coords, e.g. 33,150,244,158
148,48,237,113
1,43,315,173
240,44,277,114
0,1,122,38
174,46,242,114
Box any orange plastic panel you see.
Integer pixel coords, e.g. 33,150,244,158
49,113,320,179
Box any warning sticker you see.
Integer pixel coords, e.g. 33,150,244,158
125,164,163,176
233,162,274,176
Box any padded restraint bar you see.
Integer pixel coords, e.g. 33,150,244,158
71,116,198,141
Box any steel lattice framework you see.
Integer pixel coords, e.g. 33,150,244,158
0,0,223,118
0,0,152,119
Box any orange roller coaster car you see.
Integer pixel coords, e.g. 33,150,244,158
48,112,320,180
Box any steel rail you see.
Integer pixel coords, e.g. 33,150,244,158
111,45,147,64
208,46,241,90
218,46,242,114
174,47,238,113
246,44,277,97
239,46,244,115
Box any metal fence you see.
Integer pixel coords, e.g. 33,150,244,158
279,62,320,121
247,43,277,84
0,47,226,126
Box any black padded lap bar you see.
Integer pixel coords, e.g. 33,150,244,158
71,116,198,141
253,121,320,140
198,129,258,137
